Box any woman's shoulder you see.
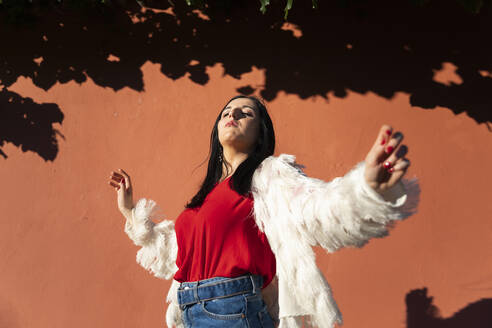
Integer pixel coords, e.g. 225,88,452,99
254,154,306,179
251,154,307,195
174,205,198,224
260,153,296,165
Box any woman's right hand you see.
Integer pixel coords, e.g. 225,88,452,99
108,169,134,220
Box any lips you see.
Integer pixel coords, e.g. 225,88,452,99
225,121,238,127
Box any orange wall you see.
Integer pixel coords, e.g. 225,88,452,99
1,2,492,328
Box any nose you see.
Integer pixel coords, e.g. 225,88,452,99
228,107,243,119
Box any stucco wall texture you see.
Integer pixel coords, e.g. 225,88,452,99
1,2,492,328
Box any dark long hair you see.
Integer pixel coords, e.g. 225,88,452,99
186,95,275,208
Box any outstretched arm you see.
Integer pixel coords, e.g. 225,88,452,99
125,198,178,279
251,125,419,252
108,170,178,279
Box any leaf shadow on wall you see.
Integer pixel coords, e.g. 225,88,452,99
0,88,64,160
1,0,491,160
406,288,492,328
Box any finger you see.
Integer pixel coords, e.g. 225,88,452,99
383,144,408,170
373,124,393,149
119,174,127,192
392,158,410,172
379,131,404,162
109,172,125,190
387,158,410,179
108,181,120,190
386,159,410,188
366,125,393,165
109,174,123,184
118,168,131,189
111,171,124,179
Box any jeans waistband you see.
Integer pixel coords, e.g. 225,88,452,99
177,275,263,309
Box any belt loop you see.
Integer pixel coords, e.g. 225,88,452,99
250,275,257,295
193,284,199,303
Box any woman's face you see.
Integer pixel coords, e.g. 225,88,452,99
218,98,260,153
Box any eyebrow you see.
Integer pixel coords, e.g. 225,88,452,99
223,105,255,110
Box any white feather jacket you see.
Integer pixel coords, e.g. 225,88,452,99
124,154,420,328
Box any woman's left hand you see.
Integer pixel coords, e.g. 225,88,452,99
364,124,411,195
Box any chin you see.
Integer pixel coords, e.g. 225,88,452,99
219,133,240,144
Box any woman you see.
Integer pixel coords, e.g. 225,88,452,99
108,95,419,328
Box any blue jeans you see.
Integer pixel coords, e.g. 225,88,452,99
177,275,275,328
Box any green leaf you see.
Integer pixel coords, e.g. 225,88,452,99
456,0,484,13
259,0,270,14
284,0,293,19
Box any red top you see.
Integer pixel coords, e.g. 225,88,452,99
173,177,276,288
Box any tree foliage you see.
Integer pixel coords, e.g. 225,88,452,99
0,0,490,23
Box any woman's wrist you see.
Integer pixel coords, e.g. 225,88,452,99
375,181,405,203
120,207,133,221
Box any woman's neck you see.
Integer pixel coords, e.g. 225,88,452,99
220,147,250,180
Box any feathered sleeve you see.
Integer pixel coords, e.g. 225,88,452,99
124,198,178,279
251,154,420,252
